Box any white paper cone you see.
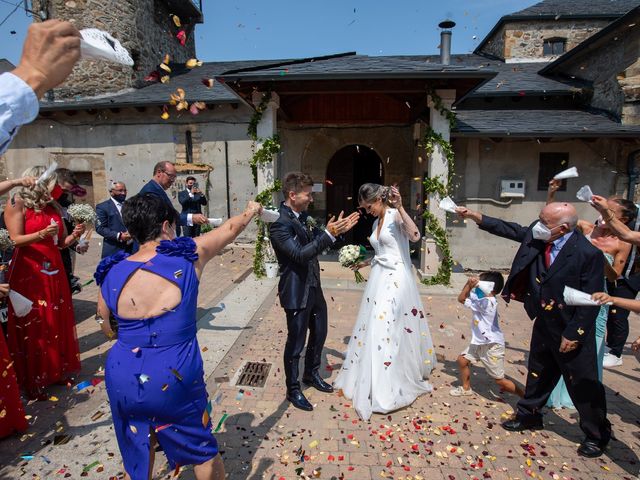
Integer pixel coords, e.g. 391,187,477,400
576,185,594,202
438,196,458,213
37,161,58,185
9,290,33,317
563,286,608,306
553,167,579,180
477,281,495,296
260,209,280,223
208,218,223,227
80,29,134,66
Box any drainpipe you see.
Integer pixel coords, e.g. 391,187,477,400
439,20,456,65
626,149,640,202
224,141,231,218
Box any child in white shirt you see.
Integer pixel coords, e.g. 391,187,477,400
450,272,524,398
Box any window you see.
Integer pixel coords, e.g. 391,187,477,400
543,38,566,56
538,153,569,191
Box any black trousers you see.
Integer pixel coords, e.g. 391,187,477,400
182,225,201,238
283,287,328,393
606,279,637,357
516,319,610,444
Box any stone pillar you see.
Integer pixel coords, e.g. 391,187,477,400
252,92,280,201
419,89,456,280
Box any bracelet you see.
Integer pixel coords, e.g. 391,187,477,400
94,314,105,325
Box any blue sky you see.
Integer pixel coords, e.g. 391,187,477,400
0,0,534,65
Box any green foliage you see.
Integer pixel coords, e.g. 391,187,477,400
247,91,272,141
250,135,281,186
419,91,457,286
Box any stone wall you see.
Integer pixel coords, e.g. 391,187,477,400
480,19,610,60
32,0,197,99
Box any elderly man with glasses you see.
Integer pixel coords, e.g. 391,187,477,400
138,161,207,236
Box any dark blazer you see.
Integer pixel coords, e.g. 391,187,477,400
139,180,187,226
96,198,132,258
178,189,207,215
480,215,604,342
269,203,334,310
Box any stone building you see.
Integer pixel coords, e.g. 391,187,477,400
3,0,640,273
30,0,202,98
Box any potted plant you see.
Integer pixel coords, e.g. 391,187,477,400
263,236,279,279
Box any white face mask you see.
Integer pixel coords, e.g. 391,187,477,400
531,221,552,241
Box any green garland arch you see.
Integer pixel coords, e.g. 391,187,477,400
420,90,456,286
247,91,282,278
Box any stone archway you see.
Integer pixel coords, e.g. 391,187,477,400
326,144,383,246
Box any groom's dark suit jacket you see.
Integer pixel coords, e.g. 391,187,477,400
480,215,603,342
269,204,333,310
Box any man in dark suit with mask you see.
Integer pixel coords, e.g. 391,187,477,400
96,181,133,258
457,202,611,458
269,172,359,411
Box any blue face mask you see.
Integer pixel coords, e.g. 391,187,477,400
473,287,485,299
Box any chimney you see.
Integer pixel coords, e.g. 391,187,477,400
438,20,456,65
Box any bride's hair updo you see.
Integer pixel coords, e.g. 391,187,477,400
358,183,393,207
17,166,57,211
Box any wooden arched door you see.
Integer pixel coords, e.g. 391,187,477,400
326,145,383,247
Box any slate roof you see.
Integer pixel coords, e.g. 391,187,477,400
453,109,640,137
509,0,639,18
39,59,285,111
0,59,15,74
397,55,583,96
217,54,496,82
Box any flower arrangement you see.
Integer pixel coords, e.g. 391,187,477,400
338,244,367,283
67,204,97,225
0,229,14,252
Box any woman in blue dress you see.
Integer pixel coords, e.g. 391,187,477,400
94,193,262,480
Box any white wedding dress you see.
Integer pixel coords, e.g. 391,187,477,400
334,208,436,420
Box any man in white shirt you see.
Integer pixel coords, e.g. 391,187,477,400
0,20,81,155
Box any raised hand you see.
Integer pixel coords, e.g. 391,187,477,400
590,194,608,213
15,176,37,189
455,207,483,224
388,185,402,208
12,20,82,98
327,211,360,236
244,201,263,217
548,179,561,194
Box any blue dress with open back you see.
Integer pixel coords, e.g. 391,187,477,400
95,238,217,480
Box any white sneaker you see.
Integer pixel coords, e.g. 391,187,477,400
449,386,474,397
603,352,623,368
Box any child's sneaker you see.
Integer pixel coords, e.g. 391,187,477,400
449,386,474,397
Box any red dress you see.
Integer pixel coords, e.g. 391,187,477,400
6,205,80,398
0,333,27,438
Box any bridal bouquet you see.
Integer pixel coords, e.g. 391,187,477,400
338,244,367,283
67,203,97,225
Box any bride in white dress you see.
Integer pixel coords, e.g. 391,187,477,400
334,183,436,421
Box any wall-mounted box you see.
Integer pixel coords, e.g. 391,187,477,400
500,179,525,198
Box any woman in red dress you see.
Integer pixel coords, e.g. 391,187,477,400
4,166,84,400
0,174,38,437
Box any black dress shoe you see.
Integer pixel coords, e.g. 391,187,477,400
286,390,313,411
577,440,605,458
302,373,334,393
502,418,544,432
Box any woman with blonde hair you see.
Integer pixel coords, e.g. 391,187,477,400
4,165,84,399
334,183,436,420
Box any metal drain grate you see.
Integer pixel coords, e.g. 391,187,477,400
236,362,272,388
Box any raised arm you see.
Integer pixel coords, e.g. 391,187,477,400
194,201,262,272
0,176,36,197
388,186,421,242
591,195,640,244
269,220,334,266
456,207,529,243
546,179,561,205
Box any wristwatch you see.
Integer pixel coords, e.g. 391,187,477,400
94,313,105,325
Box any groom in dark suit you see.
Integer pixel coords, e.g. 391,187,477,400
458,202,611,458
269,172,359,411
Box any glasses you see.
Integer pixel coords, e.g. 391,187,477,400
162,170,177,180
